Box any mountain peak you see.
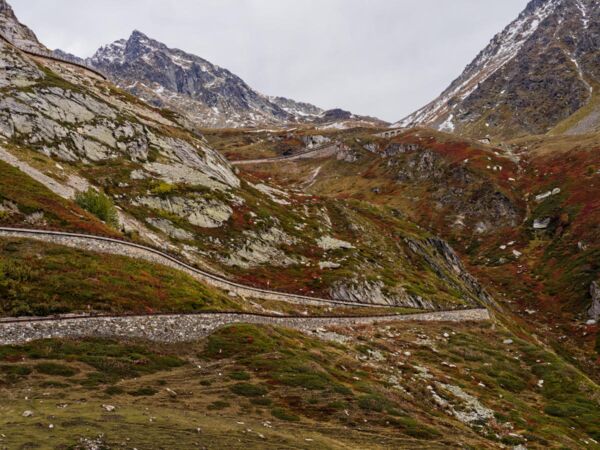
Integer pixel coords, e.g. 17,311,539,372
130,29,148,39
89,32,329,128
396,0,599,138
127,29,156,46
0,0,14,14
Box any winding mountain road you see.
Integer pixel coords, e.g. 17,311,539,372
230,142,341,165
0,228,490,344
0,227,407,309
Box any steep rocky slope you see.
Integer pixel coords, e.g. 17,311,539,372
397,0,600,139
0,0,45,52
0,2,599,447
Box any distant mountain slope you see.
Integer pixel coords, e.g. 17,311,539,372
0,0,45,52
80,31,322,128
396,0,600,139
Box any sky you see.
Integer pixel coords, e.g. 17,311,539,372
11,0,528,122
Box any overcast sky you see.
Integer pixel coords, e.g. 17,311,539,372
11,0,528,122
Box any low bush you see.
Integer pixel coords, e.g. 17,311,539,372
390,416,441,439
208,400,230,410
230,382,268,397
251,397,272,406
75,188,119,228
35,362,78,377
271,407,300,422
151,182,177,196
129,387,158,396
104,386,125,395
229,370,251,381
0,365,32,376
0,260,36,308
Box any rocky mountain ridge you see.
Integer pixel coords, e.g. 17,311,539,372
56,30,387,130
0,0,45,52
396,0,600,139
85,30,313,128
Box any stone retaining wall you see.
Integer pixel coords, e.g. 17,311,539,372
0,309,490,345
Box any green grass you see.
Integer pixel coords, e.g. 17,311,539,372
0,321,598,448
201,324,452,438
0,238,241,317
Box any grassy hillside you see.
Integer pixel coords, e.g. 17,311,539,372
0,322,598,448
0,159,118,236
0,238,238,317
222,126,600,380
0,238,411,318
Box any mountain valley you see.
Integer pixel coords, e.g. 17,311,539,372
0,0,599,448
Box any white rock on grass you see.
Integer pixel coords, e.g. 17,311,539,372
533,218,551,229
146,218,193,241
135,196,232,229
319,261,341,270
436,383,495,425
252,183,291,205
223,227,298,269
317,236,354,251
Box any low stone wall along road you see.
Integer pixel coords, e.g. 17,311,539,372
0,227,490,344
0,310,490,345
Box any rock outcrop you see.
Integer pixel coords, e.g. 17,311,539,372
0,38,240,193
0,0,46,52
405,237,495,307
134,196,233,229
589,281,600,321
223,227,298,269
330,280,436,309
387,148,519,232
